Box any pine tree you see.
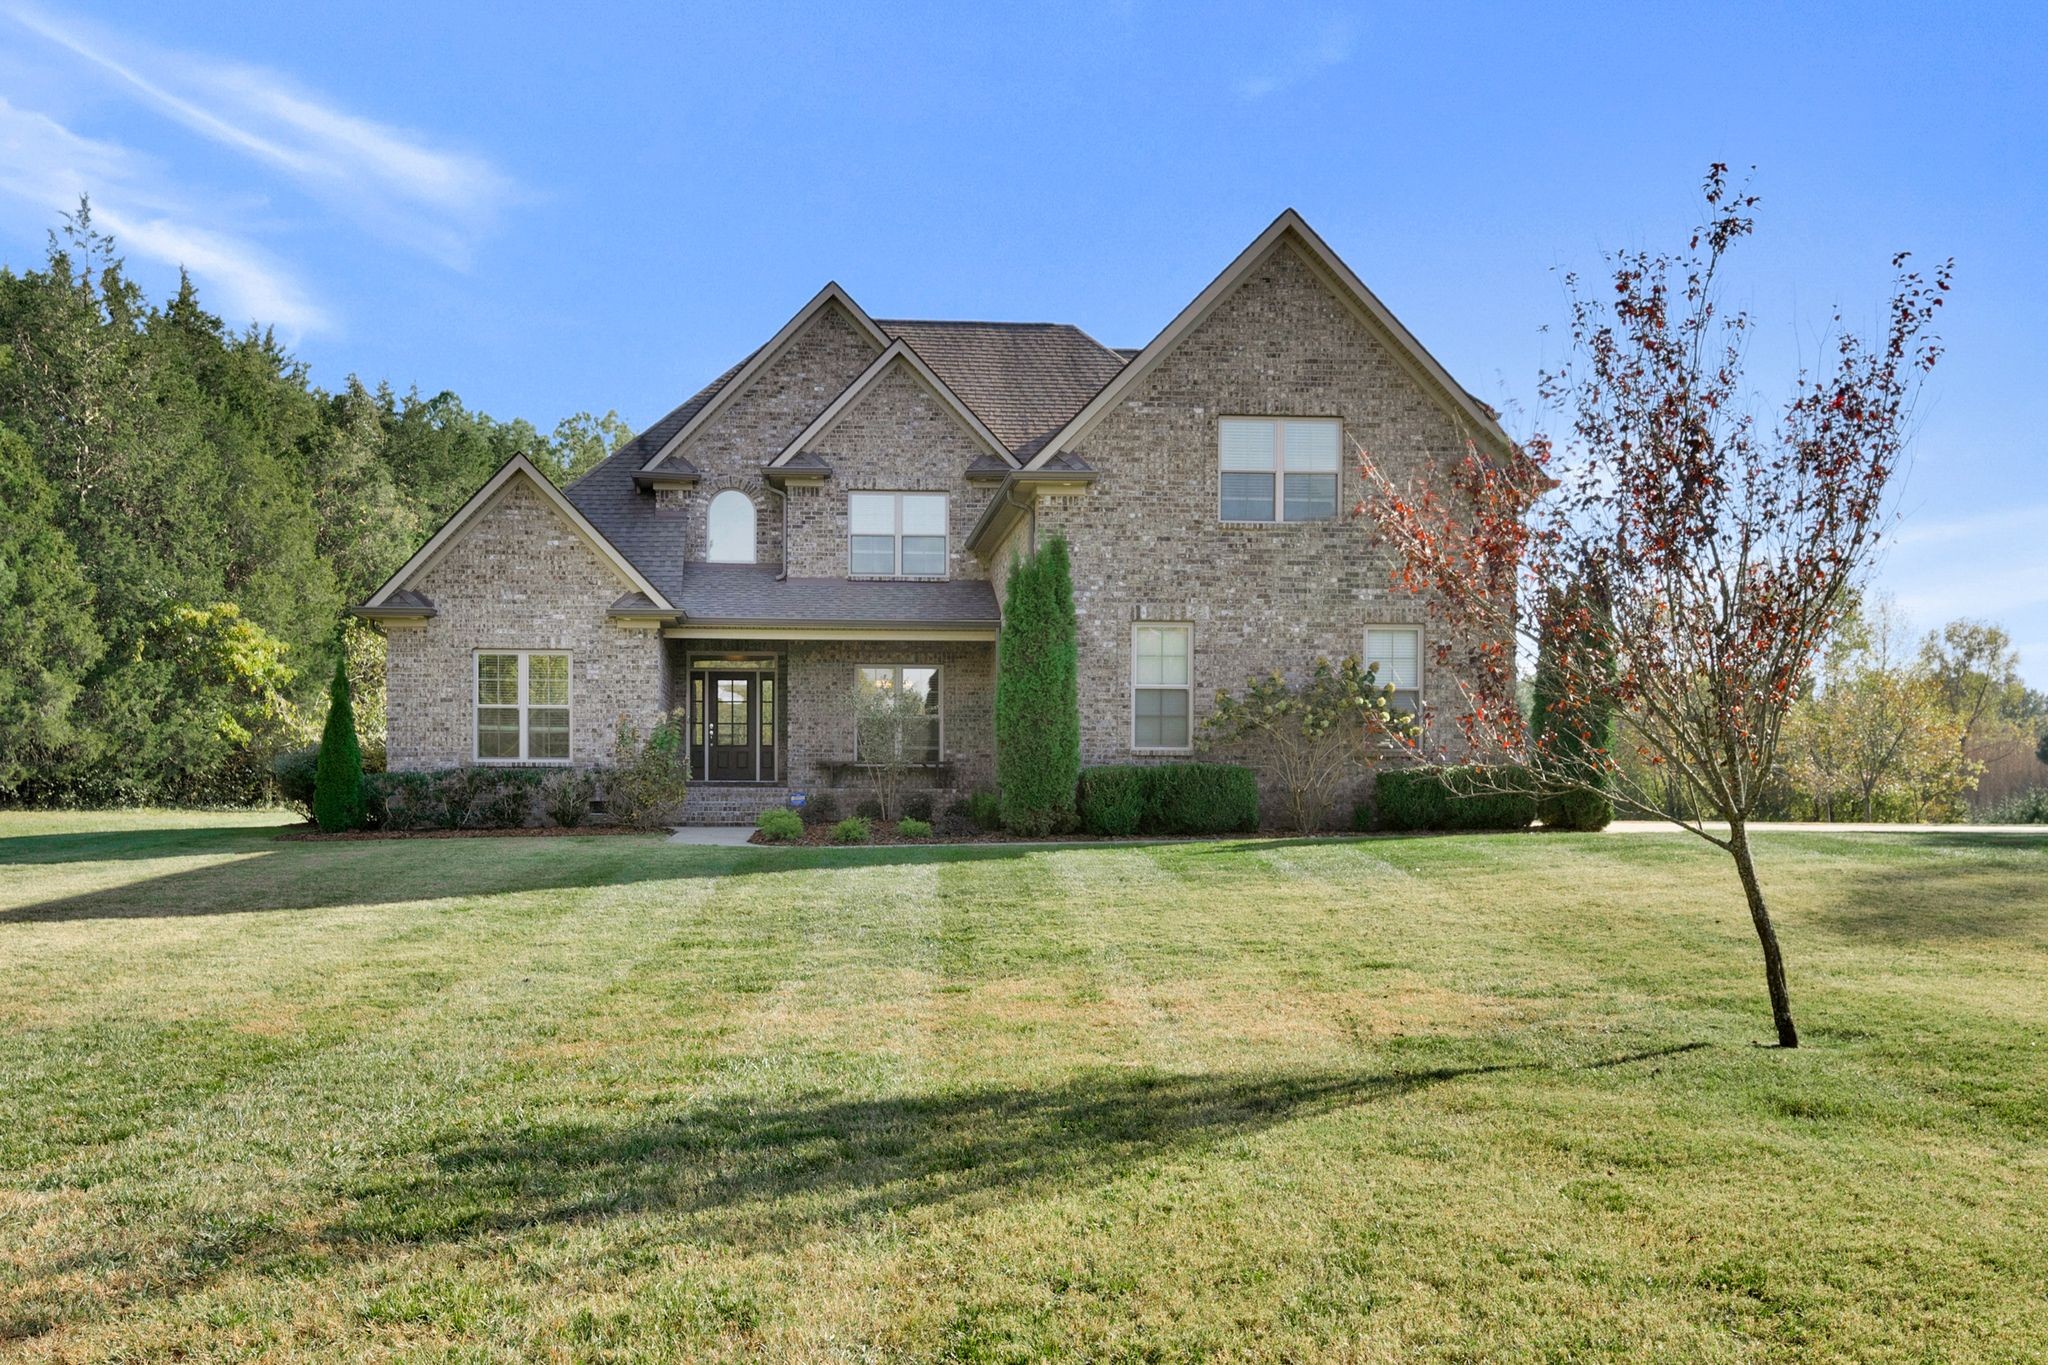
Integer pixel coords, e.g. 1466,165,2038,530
313,652,368,832
995,535,1080,835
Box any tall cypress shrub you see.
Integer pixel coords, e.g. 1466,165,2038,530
1533,587,1615,831
996,535,1080,835
313,651,368,832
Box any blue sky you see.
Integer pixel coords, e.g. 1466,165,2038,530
3,2,2043,684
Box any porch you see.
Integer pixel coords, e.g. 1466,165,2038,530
666,636,996,824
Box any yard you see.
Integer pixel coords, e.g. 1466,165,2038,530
1,812,2043,1361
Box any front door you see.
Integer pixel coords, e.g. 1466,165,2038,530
707,673,755,782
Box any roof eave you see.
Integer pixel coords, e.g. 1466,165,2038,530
964,467,1100,556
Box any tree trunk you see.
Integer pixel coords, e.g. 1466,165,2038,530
1727,822,1799,1047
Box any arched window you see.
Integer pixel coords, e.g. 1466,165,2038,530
705,490,756,563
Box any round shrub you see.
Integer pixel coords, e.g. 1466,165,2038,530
897,817,932,839
270,743,320,817
831,816,872,844
756,807,804,841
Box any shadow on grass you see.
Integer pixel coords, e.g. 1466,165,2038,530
0,823,288,866
335,1048,1705,1254
0,830,1460,924
0,830,1101,922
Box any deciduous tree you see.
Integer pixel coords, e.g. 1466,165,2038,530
1355,167,1950,1047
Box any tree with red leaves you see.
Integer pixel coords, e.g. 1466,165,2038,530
1355,167,1950,1048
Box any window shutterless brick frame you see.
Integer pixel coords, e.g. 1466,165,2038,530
472,649,573,764
1130,621,1195,755
852,663,945,764
780,640,994,801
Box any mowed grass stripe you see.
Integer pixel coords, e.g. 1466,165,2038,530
0,812,2043,1359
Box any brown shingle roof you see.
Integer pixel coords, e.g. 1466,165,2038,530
877,320,1127,459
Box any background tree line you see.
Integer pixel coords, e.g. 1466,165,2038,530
1614,595,2048,823
0,205,629,806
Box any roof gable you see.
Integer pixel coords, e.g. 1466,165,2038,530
641,282,889,471
361,455,673,612
1023,209,1512,468
771,339,1015,468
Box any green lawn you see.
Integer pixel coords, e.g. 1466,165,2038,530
1,812,2043,1361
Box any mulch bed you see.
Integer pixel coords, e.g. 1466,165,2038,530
274,824,661,842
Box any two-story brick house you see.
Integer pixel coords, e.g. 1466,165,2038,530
355,210,1513,824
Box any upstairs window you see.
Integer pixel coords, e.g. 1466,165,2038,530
475,651,571,762
706,490,756,563
1364,625,1422,716
1219,417,1341,522
849,492,948,577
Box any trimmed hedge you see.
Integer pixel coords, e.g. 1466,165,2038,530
1367,765,1537,832
1077,762,1260,837
366,766,550,831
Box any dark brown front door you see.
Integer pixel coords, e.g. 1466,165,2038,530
708,673,756,782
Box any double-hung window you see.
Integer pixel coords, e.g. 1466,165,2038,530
1132,624,1193,751
1364,626,1422,717
849,492,948,577
476,651,571,762
1219,417,1341,522
854,665,942,763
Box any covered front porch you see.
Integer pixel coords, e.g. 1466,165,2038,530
664,632,997,824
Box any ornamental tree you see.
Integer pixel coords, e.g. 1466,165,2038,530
996,535,1081,836
313,651,367,832
1203,656,1414,832
1354,166,1950,1047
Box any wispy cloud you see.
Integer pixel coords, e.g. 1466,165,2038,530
1893,501,2048,548
0,96,326,334
4,3,516,268
1235,16,1357,100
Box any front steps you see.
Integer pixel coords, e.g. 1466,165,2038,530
681,784,790,827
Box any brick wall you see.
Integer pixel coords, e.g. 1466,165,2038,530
782,356,998,581
386,477,666,770
666,302,882,567
782,640,996,804
1035,238,1492,816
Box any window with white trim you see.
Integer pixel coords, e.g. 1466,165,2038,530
475,651,571,762
849,492,948,577
854,665,942,763
1132,623,1193,751
1219,417,1341,522
705,489,756,563
1364,626,1422,716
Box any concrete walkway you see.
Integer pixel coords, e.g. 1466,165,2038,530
1607,820,2048,836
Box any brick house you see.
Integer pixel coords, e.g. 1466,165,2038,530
356,211,1513,825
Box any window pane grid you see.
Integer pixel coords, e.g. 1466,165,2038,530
475,651,572,763
848,492,948,577
1132,625,1192,750
1220,418,1340,522
854,665,943,763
